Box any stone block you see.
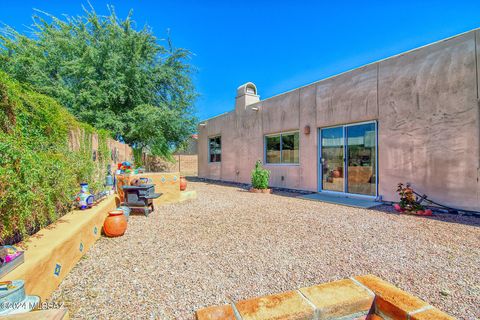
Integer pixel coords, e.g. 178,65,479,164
299,278,374,319
235,290,314,320
196,304,235,320
354,275,429,320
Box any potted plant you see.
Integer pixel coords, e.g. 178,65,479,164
250,160,271,194
394,183,432,216
180,176,187,191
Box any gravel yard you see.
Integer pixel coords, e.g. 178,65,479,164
52,180,480,320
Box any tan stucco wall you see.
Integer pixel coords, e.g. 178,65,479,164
378,31,479,211
198,30,480,211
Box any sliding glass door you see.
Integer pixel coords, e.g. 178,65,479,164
321,127,344,192
320,121,377,196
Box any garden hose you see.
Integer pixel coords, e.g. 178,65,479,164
412,190,479,217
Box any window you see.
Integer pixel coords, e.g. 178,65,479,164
265,132,299,164
209,136,221,162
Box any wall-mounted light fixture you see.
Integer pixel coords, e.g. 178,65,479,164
251,107,259,111
199,123,206,127
304,125,311,135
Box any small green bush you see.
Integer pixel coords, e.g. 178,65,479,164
251,160,270,189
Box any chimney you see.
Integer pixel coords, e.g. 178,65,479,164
235,82,259,112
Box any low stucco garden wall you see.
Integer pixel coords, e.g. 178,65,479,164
196,275,454,320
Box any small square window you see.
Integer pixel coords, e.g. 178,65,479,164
209,136,221,162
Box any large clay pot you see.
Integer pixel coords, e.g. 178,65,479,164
103,210,127,237
180,176,187,191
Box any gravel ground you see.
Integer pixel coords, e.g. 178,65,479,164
51,181,480,320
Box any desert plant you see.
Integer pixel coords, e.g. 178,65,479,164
251,161,270,189
396,183,424,212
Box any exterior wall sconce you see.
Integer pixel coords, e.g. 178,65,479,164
199,123,206,127
251,107,259,111
304,125,311,135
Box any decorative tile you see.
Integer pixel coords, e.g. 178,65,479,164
79,242,84,252
173,175,178,182
54,263,62,277
93,226,98,235
161,177,166,183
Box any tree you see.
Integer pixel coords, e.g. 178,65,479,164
0,5,196,159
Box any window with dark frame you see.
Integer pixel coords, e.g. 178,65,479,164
209,136,221,162
265,132,299,164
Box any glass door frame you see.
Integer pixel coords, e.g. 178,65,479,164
317,120,378,199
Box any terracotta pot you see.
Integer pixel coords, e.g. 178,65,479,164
332,170,341,178
424,209,433,216
104,210,127,237
249,188,272,194
180,176,187,191
416,210,425,215
393,203,403,212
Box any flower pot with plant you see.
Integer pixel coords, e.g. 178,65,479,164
394,183,432,216
250,160,271,194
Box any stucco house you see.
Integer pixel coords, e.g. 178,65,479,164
197,29,480,211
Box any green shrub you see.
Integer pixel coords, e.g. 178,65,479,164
251,160,270,189
0,72,110,245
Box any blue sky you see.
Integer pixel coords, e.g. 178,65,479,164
1,1,480,120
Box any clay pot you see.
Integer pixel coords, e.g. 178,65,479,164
424,209,433,216
416,210,425,215
249,188,272,194
103,210,127,237
180,176,187,191
393,203,404,212
332,170,341,178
